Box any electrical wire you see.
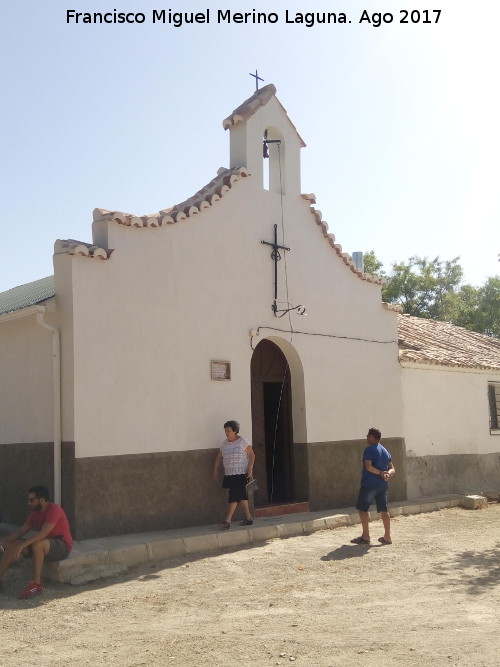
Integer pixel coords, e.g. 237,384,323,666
269,141,293,505
255,326,397,345
277,142,294,336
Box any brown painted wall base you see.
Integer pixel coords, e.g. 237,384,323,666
0,442,75,528
72,449,228,539
2,440,407,539
0,444,235,539
406,452,500,499
8,440,496,541
73,439,407,538
294,437,407,511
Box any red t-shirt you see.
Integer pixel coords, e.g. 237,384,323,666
26,503,73,551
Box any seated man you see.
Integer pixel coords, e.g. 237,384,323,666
0,485,72,598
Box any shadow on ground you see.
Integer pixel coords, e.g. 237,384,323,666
434,542,500,594
0,536,284,610
320,543,375,561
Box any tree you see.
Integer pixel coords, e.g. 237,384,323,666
362,250,386,278
439,278,500,337
359,251,499,337
444,283,480,331
472,277,500,337
381,255,463,320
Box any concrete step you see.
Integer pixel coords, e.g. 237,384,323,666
255,501,310,518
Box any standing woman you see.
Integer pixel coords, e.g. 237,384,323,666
213,420,255,529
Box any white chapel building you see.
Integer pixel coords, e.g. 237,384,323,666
1,85,498,538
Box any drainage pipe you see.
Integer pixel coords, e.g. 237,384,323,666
36,306,61,504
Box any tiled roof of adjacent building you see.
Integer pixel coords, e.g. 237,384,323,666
0,276,55,316
398,314,500,371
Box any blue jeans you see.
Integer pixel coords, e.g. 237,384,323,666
356,485,388,513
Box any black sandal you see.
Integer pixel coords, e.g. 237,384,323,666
239,518,254,526
220,521,231,530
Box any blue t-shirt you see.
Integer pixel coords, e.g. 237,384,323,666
360,443,392,486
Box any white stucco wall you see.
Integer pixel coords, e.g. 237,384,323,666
64,189,402,457
56,93,403,458
0,307,54,444
402,363,500,457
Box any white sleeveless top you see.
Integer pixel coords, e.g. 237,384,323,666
220,436,250,475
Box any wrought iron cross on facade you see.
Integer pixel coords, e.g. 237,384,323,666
261,226,306,317
261,224,290,314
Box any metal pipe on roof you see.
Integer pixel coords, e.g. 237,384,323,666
36,306,62,505
352,252,364,272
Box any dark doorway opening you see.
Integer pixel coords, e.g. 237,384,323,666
251,340,294,506
263,381,293,502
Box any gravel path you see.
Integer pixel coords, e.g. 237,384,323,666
1,505,499,666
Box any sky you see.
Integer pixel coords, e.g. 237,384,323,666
1,0,499,293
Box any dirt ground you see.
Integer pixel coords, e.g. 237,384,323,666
1,505,499,667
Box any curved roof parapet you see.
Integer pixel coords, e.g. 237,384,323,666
302,197,386,286
91,166,250,230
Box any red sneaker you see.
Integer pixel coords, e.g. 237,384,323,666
18,580,44,599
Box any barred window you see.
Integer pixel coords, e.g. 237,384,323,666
488,383,500,432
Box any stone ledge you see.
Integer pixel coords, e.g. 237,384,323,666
324,514,350,529
3,495,462,586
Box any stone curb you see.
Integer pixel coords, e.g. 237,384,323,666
4,494,462,585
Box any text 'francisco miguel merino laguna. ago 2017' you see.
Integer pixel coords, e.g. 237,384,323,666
66,9,443,27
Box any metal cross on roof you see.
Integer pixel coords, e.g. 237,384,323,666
249,70,264,92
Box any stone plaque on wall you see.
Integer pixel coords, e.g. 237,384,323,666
211,360,231,381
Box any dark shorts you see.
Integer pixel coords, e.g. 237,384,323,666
24,537,71,562
222,474,248,503
356,485,389,513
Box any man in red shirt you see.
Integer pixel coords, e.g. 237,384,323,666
0,485,72,598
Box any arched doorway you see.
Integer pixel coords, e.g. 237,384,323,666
251,339,294,505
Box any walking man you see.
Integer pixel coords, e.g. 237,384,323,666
351,427,395,545
0,485,72,598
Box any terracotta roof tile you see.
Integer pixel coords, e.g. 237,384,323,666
398,314,500,370
301,195,387,286
92,166,250,228
222,84,306,147
383,302,403,313
54,239,110,259
223,84,277,128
